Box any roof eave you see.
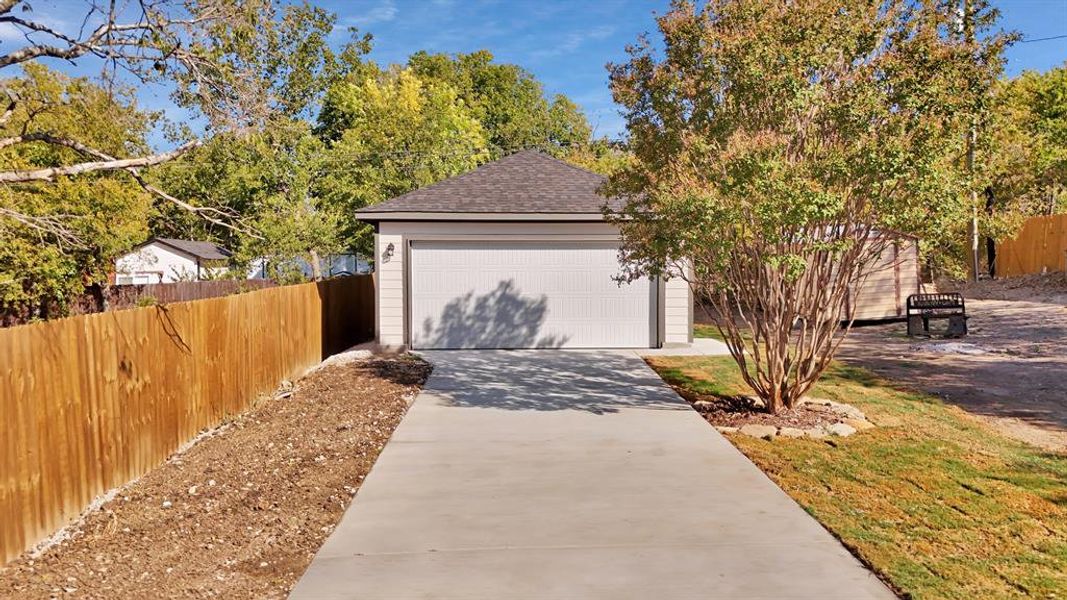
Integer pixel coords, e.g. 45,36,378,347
355,211,611,223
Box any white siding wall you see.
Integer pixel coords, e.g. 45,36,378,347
373,221,694,349
375,231,406,347
115,243,199,283
663,266,693,346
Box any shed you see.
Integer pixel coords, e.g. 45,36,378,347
356,150,693,350
847,234,923,322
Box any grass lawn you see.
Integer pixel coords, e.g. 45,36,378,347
647,354,1067,600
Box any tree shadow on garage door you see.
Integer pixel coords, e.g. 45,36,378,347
416,280,569,350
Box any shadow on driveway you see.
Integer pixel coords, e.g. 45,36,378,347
417,350,687,414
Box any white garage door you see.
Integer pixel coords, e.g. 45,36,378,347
409,241,654,349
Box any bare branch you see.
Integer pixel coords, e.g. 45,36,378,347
127,171,262,240
0,140,200,182
0,133,259,238
0,206,83,248
0,89,17,127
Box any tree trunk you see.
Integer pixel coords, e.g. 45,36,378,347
985,186,996,278
308,249,323,281
87,282,109,313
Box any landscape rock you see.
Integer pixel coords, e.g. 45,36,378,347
739,424,778,440
800,397,866,421
692,400,716,411
744,396,767,410
826,422,857,437
805,427,829,439
714,425,739,434
843,418,876,431
777,427,806,439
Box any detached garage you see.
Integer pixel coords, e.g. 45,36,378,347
356,150,693,350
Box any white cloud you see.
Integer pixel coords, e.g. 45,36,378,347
532,24,616,59
345,1,399,27
0,12,73,44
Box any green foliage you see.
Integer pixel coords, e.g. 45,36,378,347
984,63,1067,239
406,50,591,157
153,119,341,279
316,67,490,253
0,65,152,316
560,139,632,176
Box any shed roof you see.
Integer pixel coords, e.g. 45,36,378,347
355,150,622,221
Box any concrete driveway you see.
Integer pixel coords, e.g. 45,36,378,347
290,350,894,599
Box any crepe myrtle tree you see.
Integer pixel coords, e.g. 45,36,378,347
605,0,1009,413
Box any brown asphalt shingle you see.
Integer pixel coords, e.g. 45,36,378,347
355,150,622,216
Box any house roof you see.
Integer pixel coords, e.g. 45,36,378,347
151,238,232,260
355,150,622,221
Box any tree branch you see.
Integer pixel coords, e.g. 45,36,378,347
0,134,259,238
0,206,83,248
0,140,200,182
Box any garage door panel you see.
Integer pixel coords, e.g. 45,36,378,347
410,241,653,349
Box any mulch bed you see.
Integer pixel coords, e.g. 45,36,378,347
0,355,431,599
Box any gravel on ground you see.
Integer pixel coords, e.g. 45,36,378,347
0,354,431,600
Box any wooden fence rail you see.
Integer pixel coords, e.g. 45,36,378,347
996,214,1067,278
0,276,374,563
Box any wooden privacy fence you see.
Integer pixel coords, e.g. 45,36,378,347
997,214,1067,278
0,276,374,564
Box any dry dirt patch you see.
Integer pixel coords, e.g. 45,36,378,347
0,355,431,599
839,279,1067,452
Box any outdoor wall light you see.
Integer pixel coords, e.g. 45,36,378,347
383,242,395,262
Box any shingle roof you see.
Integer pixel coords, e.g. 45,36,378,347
154,238,231,260
356,150,621,217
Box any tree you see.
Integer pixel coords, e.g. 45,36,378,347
148,4,369,281
0,65,153,317
982,64,1067,273
152,120,341,281
316,67,489,254
606,0,1009,413
0,0,279,229
406,50,592,157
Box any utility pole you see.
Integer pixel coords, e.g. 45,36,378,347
964,0,981,282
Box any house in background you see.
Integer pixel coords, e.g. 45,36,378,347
114,238,232,284
247,254,372,280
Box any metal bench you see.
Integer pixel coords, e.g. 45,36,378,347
906,293,968,337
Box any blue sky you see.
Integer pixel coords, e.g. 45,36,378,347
327,0,1067,139
12,0,1067,143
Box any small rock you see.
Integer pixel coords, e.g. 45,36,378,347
714,425,739,434
843,418,875,431
805,427,829,439
187,486,197,496
827,422,857,437
778,427,806,438
739,424,778,440
161,500,172,509
692,400,715,410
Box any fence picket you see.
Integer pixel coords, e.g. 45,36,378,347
997,214,1067,277
0,276,374,563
